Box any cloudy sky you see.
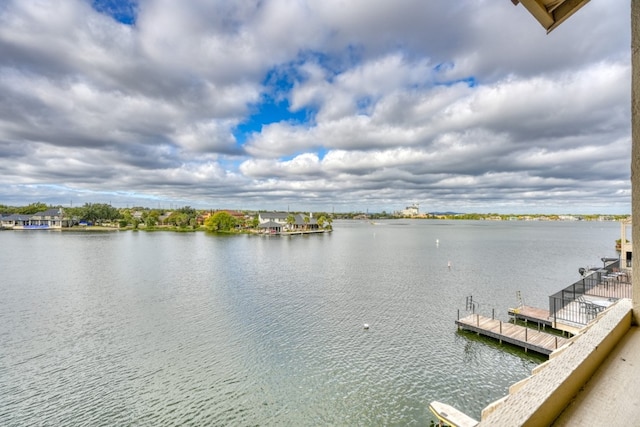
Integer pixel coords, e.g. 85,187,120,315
0,0,631,214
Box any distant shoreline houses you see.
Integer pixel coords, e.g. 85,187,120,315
0,205,627,232
257,212,324,234
0,208,70,230
0,208,333,234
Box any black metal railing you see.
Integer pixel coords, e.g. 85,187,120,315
549,260,631,325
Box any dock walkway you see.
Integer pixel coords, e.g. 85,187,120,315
508,305,552,327
456,314,569,356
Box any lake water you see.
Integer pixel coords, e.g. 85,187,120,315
0,220,619,425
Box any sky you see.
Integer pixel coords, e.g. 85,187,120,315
0,0,632,214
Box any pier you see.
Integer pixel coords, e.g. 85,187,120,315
456,313,569,356
456,262,627,355
508,305,552,328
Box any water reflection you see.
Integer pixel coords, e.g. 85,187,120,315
0,220,618,425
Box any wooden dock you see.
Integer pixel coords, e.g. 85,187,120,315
456,314,569,356
508,305,552,327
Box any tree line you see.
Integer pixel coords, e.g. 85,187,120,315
0,203,335,233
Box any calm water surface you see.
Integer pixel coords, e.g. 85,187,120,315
0,220,619,425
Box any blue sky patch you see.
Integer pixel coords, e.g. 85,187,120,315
433,62,477,88
316,147,328,160
356,96,375,115
91,0,137,25
441,76,477,88
234,99,315,145
433,62,454,73
234,64,320,145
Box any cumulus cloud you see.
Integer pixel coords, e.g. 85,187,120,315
0,0,631,213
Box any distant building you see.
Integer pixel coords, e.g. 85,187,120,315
400,204,419,217
258,212,289,226
158,211,173,225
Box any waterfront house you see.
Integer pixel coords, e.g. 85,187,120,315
25,208,67,229
257,212,318,232
1,208,68,229
0,214,32,229
292,213,318,230
258,212,290,227
258,220,283,234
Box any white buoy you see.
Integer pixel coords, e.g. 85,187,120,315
447,261,451,269
363,323,370,330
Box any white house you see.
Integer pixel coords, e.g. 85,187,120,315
2,208,68,229
257,212,319,233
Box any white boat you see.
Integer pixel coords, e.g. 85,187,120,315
428,401,478,427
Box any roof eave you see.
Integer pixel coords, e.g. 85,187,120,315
513,0,590,33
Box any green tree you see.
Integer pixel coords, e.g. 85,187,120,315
177,206,196,216
79,203,121,224
118,209,141,229
317,215,326,229
172,206,197,227
0,204,10,213
166,211,190,227
18,202,49,215
120,209,133,225
64,206,84,220
143,210,160,227
205,211,237,232
286,214,296,230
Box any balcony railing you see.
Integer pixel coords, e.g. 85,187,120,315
549,260,631,326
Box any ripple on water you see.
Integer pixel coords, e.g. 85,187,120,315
0,222,616,425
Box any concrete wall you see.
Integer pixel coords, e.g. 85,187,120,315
479,299,633,426
633,0,640,324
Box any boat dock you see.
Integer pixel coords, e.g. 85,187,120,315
508,305,552,328
456,313,569,356
508,304,594,336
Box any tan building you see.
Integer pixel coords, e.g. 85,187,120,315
620,218,633,270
